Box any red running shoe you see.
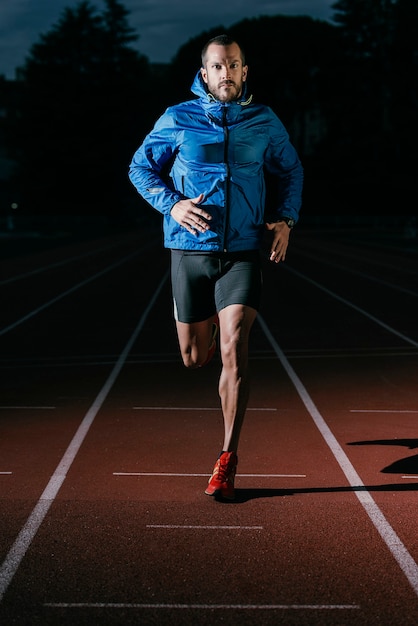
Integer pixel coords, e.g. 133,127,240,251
199,314,219,367
205,451,238,500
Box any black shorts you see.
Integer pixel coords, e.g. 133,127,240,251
171,250,262,323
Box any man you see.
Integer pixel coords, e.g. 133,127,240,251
129,34,303,500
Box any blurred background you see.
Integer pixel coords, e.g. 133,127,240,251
0,0,416,251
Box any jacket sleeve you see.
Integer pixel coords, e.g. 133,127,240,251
128,109,184,215
264,109,304,224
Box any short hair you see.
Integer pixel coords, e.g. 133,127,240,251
201,34,246,66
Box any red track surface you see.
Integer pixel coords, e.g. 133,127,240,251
0,225,417,625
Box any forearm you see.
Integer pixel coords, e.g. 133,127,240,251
128,160,182,215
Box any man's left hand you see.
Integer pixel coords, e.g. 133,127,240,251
265,221,291,263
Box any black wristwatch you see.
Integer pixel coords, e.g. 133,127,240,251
279,217,296,229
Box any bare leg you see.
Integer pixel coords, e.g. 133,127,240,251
176,313,218,368
217,304,257,452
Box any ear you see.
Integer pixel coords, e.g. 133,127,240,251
200,67,208,84
242,65,248,82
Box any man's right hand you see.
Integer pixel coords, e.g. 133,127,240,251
170,194,212,235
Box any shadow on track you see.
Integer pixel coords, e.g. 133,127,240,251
213,481,418,503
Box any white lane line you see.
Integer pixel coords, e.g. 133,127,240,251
292,247,418,297
0,472,12,475
287,349,418,359
257,313,418,598
0,249,145,337
132,406,276,411
0,406,56,410
44,602,360,610
350,409,418,413
146,525,263,529
402,476,418,479
0,241,123,286
284,265,418,348
113,472,305,477
0,272,169,603
293,238,418,277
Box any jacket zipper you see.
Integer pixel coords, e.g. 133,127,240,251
222,106,230,252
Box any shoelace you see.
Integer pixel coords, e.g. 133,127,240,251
215,459,235,483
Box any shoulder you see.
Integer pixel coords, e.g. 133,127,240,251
248,102,281,120
158,98,201,124
166,97,202,114
241,102,285,127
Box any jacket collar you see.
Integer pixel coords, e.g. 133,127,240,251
190,70,253,108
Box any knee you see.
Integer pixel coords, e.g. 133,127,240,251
183,358,200,370
181,351,201,369
220,334,248,369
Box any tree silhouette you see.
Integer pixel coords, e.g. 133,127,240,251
12,0,151,218
2,0,417,219
328,0,417,211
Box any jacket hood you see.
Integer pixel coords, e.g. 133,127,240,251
190,70,251,105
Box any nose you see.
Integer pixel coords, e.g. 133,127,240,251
220,65,230,80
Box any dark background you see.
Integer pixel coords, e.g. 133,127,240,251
0,0,416,236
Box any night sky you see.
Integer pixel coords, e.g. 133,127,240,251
0,0,335,79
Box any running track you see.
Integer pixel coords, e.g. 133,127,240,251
0,223,417,625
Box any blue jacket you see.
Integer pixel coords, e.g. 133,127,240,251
129,71,303,252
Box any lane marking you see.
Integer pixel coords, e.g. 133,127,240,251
146,525,263,529
0,247,151,338
113,472,305,478
0,273,169,602
257,313,418,598
402,476,418,479
292,237,418,277
0,240,124,287
0,234,159,287
0,406,55,410
132,406,276,411
44,602,360,610
0,472,12,475
284,265,418,348
350,409,418,413
273,346,417,358
292,247,418,297
286,350,418,359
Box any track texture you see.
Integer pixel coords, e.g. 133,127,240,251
0,225,417,625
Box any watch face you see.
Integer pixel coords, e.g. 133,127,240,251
284,218,295,228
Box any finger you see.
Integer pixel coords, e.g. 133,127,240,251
191,194,213,222
192,193,205,205
270,242,287,263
